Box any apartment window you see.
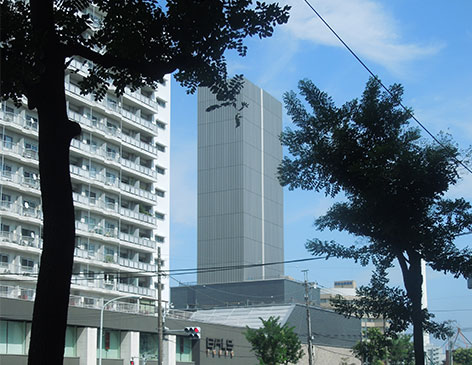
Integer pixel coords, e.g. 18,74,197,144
0,133,13,149
0,163,12,179
106,121,118,134
24,141,38,159
156,166,165,175
106,171,116,185
176,337,192,362
23,170,39,187
104,247,115,262
0,254,8,267
20,258,34,271
26,115,38,130
156,121,166,130
1,194,11,209
0,320,26,355
85,270,95,280
156,98,166,108
106,97,118,111
155,212,165,220
106,146,117,160
155,189,165,198
105,196,116,210
156,143,165,152
155,235,165,243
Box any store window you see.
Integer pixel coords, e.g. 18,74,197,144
140,332,158,360
97,329,121,359
176,336,192,362
64,326,77,357
0,320,26,354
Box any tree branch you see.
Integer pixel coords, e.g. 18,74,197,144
61,43,179,80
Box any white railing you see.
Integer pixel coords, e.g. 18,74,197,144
118,232,157,250
119,182,156,202
0,111,38,133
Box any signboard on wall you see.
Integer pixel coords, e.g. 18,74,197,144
206,337,234,358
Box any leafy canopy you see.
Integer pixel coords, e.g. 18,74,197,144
352,328,414,365
278,77,472,363
454,347,472,365
245,316,304,365
1,0,290,105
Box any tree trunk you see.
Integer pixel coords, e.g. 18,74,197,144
27,1,80,363
398,252,425,365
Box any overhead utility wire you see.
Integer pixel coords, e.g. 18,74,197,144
0,256,329,278
302,0,472,175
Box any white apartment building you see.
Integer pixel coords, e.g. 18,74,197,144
0,54,171,362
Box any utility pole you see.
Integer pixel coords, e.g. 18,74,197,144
302,270,314,365
157,247,163,365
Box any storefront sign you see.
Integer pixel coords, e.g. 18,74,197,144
206,338,234,358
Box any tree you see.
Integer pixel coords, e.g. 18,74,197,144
454,348,472,365
245,316,304,365
0,1,290,363
352,328,414,365
278,77,472,365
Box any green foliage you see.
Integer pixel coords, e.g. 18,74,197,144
352,328,414,365
278,77,472,364
245,316,304,365
1,0,290,106
454,348,472,365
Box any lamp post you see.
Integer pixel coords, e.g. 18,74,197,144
99,294,141,365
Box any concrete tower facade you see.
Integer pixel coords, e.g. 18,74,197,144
197,80,283,284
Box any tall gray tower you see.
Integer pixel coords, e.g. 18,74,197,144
197,80,284,284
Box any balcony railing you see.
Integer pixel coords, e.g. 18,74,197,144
118,232,157,250
119,182,156,202
0,201,42,219
0,141,38,161
0,111,38,133
0,231,43,249
0,172,40,190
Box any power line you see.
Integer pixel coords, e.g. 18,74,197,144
0,255,329,279
302,0,472,175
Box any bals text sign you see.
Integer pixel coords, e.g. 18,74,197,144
206,338,234,358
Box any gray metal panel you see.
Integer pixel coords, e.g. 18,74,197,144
197,79,283,284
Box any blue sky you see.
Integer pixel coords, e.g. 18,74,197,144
169,0,472,346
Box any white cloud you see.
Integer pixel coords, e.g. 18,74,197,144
284,0,442,73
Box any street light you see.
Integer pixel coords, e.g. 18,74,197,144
99,294,141,365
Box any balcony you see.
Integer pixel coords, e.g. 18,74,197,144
118,232,157,250
119,206,157,226
121,133,158,156
124,87,159,110
75,221,119,240
0,231,41,250
0,201,42,220
0,141,38,162
119,181,156,202
118,257,156,272
118,283,156,298
0,171,40,191
120,157,158,179
0,111,38,133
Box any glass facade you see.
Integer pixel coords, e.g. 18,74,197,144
64,326,77,357
0,320,26,354
140,332,158,360
97,329,121,359
176,336,192,362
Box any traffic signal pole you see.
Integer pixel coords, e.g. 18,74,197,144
158,247,163,365
303,270,314,365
